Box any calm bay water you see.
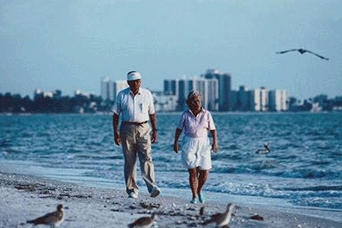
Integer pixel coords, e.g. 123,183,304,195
1,112,342,212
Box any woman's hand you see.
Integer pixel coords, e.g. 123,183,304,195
212,143,219,153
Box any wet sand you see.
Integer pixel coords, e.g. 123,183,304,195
0,171,341,228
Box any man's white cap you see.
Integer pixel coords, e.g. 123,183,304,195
127,71,142,81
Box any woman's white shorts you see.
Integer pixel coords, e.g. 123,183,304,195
181,136,212,170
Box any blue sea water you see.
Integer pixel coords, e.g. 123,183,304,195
1,113,342,215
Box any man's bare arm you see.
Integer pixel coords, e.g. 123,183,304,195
113,113,121,145
149,114,157,143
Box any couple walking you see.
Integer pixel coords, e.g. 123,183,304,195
112,71,218,203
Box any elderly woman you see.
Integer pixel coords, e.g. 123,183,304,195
173,91,218,203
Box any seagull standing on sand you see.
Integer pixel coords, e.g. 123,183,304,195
255,143,271,154
203,203,235,228
276,48,329,60
128,213,157,228
27,204,64,227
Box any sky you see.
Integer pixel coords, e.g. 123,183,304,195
1,0,341,100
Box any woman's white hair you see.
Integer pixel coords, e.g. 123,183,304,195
186,91,202,104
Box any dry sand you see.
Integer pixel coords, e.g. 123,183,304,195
0,171,341,228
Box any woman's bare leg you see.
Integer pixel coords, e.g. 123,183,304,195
197,169,209,195
188,168,198,200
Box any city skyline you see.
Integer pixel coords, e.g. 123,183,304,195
1,1,341,99
2,70,341,102
100,69,289,112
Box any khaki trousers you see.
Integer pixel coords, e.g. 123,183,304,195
120,122,157,194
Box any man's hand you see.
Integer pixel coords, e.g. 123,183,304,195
114,131,121,146
173,142,179,153
113,114,121,146
151,129,157,143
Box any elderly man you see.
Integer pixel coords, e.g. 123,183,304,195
112,71,160,199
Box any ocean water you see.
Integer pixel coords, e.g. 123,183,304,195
1,113,342,214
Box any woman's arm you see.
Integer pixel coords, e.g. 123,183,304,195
210,129,218,153
173,128,183,153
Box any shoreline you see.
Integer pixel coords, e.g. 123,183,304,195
1,170,341,227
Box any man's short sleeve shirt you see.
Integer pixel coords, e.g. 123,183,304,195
112,87,155,122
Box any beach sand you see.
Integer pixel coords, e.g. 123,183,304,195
0,171,341,228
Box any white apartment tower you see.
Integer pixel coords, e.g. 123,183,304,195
269,90,289,111
251,88,261,112
260,87,269,112
204,78,219,111
113,80,128,102
251,87,269,112
101,76,114,101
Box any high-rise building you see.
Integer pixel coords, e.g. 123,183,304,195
164,79,178,96
230,90,239,111
175,77,219,111
177,79,187,111
204,78,219,111
113,80,128,102
269,90,289,111
251,88,261,112
203,69,231,111
260,87,269,112
251,87,269,112
164,74,219,111
101,76,114,101
238,85,250,111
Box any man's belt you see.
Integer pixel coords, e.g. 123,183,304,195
123,121,148,126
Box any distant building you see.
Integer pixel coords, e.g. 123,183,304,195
34,88,56,99
260,87,269,112
230,90,239,111
75,89,95,98
152,91,177,112
113,80,128,102
177,79,188,111
204,78,219,111
164,71,222,111
251,88,261,112
269,90,289,111
101,76,114,101
203,69,231,111
251,87,269,112
171,77,219,111
162,70,292,113
164,79,178,96
238,86,250,111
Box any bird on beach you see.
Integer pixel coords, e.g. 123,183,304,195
199,206,205,216
27,204,64,227
255,143,271,154
203,203,235,228
276,48,329,60
128,213,157,228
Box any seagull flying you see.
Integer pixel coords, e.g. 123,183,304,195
276,48,329,60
